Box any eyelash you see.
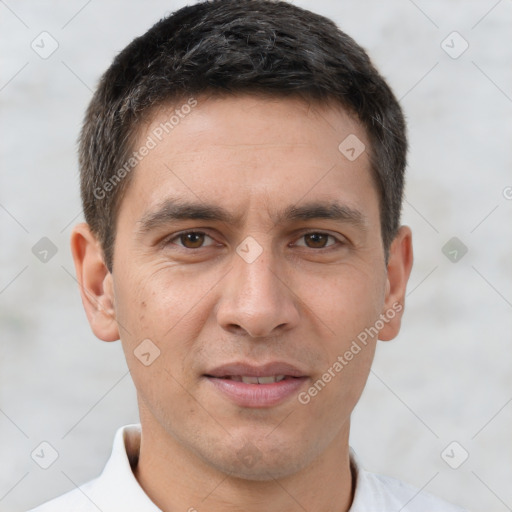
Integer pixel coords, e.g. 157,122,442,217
164,229,345,251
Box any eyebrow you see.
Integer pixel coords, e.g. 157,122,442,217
136,197,367,236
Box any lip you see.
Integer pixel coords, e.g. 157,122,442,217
204,361,308,408
205,362,307,379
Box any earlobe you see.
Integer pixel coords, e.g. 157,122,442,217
70,223,120,342
378,226,413,342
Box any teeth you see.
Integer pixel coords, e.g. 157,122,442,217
257,376,277,384
241,376,259,384
237,375,287,384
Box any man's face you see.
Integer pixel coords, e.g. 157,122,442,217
90,95,406,479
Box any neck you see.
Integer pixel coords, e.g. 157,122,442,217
133,415,355,512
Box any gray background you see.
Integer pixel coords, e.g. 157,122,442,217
1,1,511,511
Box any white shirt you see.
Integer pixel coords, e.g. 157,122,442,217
29,424,467,512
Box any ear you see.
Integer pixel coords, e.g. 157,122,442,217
378,226,413,341
70,223,119,342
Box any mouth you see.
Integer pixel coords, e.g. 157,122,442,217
215,375,289,384
204,362,308,408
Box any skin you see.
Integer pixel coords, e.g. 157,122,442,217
71,94,413,512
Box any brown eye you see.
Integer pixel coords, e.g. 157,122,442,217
177,232,208,248
293,232,341,250
303,233,330,248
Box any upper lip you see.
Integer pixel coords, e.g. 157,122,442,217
205,362,307,378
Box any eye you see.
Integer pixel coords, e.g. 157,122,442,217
294,232,339,249
168,231,216,249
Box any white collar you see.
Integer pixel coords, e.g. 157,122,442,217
89,424,161,510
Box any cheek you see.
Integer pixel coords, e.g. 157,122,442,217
302,265,385,341
113,265,218,383
113,268,207,422
294,267,383,405
115,264,202,334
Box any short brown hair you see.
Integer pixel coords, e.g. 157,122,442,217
79,0,407,272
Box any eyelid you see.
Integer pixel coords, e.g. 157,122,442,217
292,230,345,249
166,229,218,248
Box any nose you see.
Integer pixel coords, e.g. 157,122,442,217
215,247,300,338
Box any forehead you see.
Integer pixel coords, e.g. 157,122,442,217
121,94,378,226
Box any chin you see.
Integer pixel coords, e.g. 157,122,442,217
200,435,316,482
220,455,310,482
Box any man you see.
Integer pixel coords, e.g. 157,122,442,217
30,1,466,510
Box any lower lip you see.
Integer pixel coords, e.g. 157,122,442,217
205,376,308,408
